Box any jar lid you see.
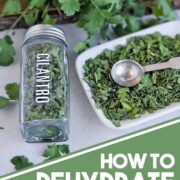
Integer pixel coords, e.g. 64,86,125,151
24,24,67,44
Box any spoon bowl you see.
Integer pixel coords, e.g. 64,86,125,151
111,60,144,87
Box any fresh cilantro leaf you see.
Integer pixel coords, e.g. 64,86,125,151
100,23,109,39
43,144,70,160
58,0,80,16
43,145,60,159
23,10,39,26
152,0,176,20
42,14,57,24
4,36,13,45
5,83,19,100
74,37,92,53
0,36,15,66
11,156,34,170
60,144,70,154
126,15,140,32
126,0,145,16
95,0,112,6
2,0,21,15
108,15,123,24
95,0,122,9
79,8,105,35
0,96,9,109
28,0,46,9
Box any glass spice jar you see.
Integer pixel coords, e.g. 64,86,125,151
20,24,69,142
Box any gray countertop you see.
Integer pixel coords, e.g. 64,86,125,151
0,23,179,175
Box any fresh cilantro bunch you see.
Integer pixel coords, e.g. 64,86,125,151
75,0,176,52
2,0,81,26
1,0,176,52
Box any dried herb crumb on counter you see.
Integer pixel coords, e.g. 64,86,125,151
83,33,180,127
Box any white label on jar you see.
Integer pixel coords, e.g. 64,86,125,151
35,53,50,104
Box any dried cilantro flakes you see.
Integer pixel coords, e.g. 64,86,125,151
23,43,67,121
83,33,180,126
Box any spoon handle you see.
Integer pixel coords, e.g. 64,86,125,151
143,62,170,72
169,57,180,69
143,57,180,72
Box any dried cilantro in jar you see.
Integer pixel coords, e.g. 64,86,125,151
24,43,67,121
20,25,69,142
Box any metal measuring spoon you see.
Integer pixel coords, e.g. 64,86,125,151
111,57,180,87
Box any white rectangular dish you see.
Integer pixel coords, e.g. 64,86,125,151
75,20,180,129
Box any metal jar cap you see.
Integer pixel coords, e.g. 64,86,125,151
24,24,67,44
